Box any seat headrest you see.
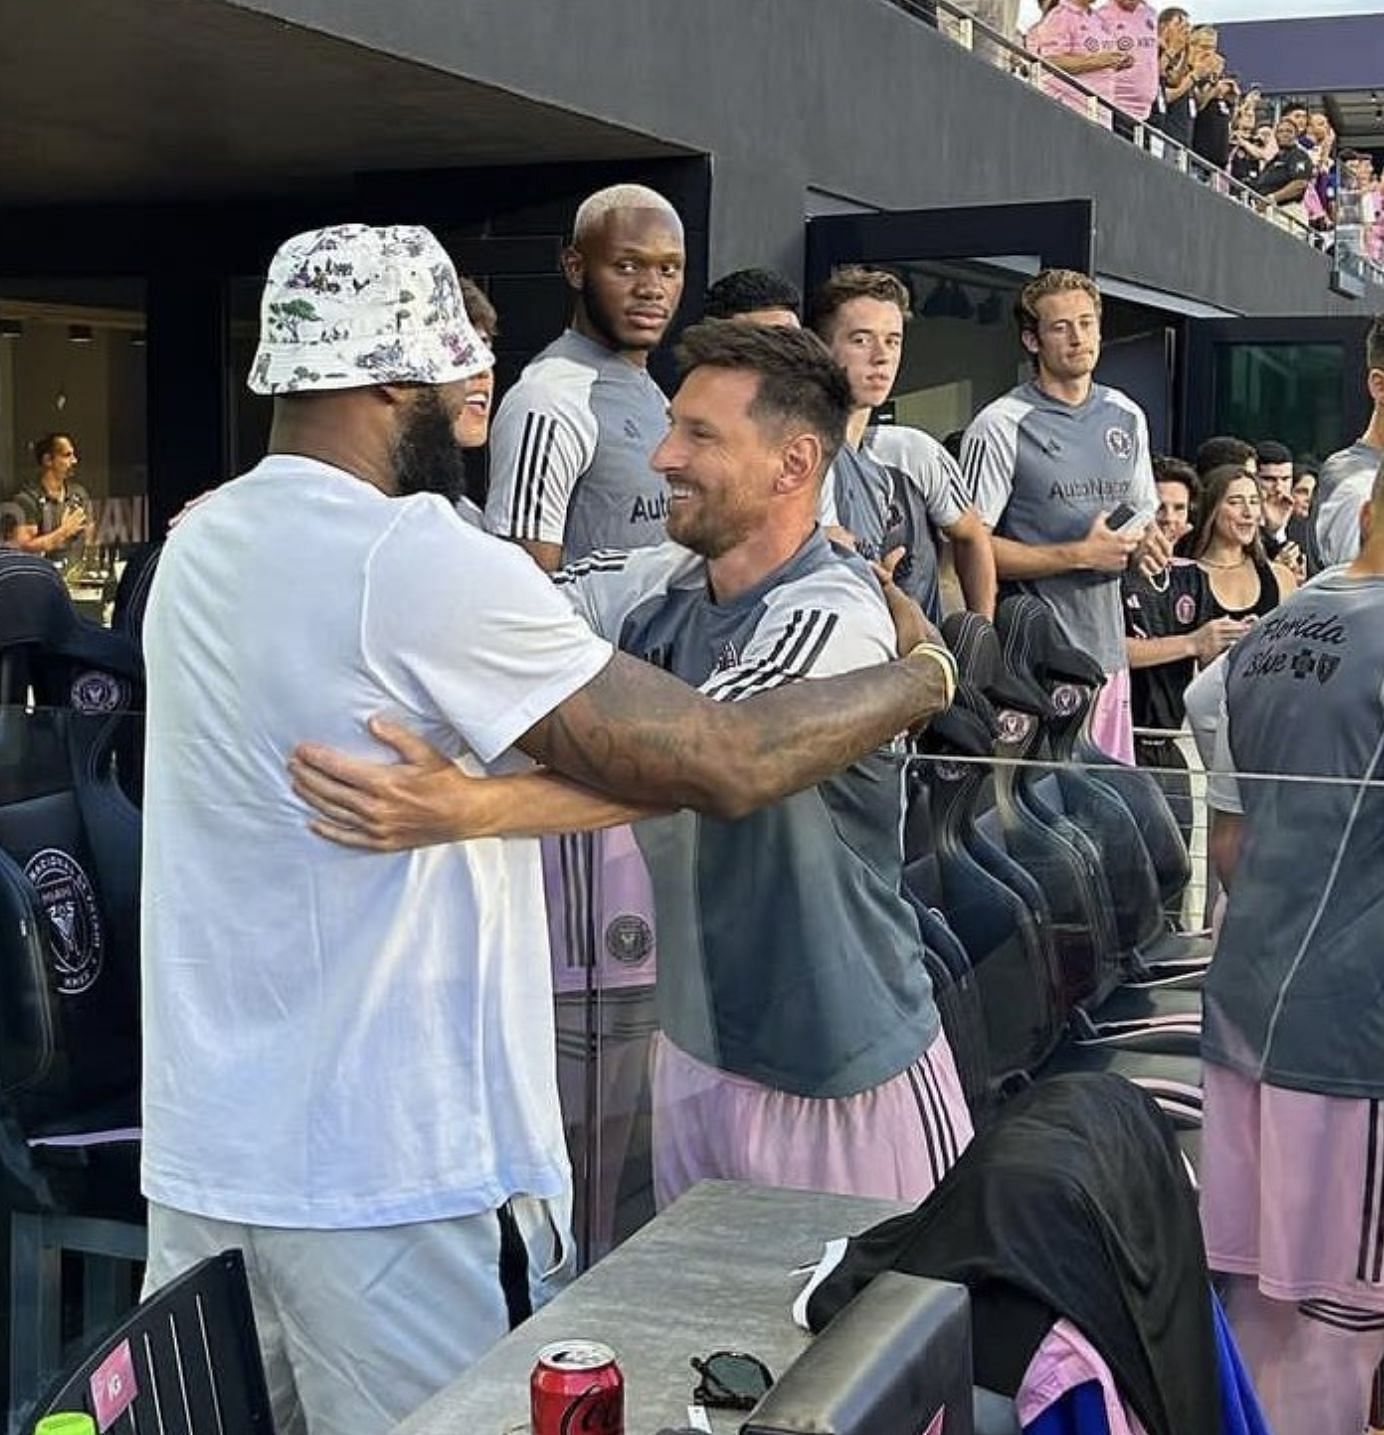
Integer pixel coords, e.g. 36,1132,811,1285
111,542,163,644
995,594,1104,689
0,554,141,679
941,611,1054,717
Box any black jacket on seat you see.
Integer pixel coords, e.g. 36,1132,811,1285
802,1073,1219,1435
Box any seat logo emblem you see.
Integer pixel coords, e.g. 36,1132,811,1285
997,709,1035,744
70,669,127,715
24,848,104,995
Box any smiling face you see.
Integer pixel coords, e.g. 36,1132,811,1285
564,207,685,355
821,296,905,413
451,370,495,449
1214,474,1264,550
1025,289,1102,385
651,366,792,560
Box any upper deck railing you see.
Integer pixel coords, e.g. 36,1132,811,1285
882,0,1384,295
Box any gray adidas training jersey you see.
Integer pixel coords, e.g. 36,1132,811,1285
820,426,968,623
960,380,1156,673
1316,441,1382,569
1206,572,1384,1099
485,328,670,563
555,532,940,1099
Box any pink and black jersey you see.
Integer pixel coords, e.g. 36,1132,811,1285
1095,0,1159,120
1026,0,1118,115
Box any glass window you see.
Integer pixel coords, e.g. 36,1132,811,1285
1213,342,1345,461
885,259,1031,443
0,281,148,623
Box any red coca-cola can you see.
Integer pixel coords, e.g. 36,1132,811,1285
530,1340,624,1435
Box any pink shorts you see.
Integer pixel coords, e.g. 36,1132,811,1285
651,1029,974,1210
1090,666,1134,766
1201,1061,1384,1314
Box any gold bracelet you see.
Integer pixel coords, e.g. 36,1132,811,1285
904,641,957,707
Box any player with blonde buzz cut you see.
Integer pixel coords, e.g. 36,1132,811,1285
484,183,686,571
571,182,683,246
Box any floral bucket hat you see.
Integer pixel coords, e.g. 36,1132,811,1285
248,223,495,395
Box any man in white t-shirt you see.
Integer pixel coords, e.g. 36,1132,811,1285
1316,317,1384,569
141,224,956,1435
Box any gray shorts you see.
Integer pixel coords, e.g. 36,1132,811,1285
143,1195,572,1435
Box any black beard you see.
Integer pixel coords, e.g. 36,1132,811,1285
393,390,469,504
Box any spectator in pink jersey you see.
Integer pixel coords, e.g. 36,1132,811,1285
1025,0,1131,120
1096,0,1159,121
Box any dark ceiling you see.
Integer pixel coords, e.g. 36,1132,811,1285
0,0,686,208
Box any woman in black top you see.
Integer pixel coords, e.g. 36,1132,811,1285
1190,464,1298,619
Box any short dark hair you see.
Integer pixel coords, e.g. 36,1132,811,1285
1153,455,1198,501
33,432,72,465
704,268,801,322
808,265,911,339
1255,439,1293,467
457,276,498,344
1367,316,1384,375
674,320,851,470
1195,435,1255,478
1157,5,1188,25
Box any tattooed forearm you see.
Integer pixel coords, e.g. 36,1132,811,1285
518,649,949,820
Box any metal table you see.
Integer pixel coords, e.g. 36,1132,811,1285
391,1181,905,1435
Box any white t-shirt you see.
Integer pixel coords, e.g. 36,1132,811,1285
1183,653,1239,816
140,456,613,1228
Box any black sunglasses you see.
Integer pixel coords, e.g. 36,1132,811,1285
690,1350,775,1411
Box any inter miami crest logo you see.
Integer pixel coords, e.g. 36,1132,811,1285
931,760,968,783
1051,683,1083,716
1104,426,1134,461
604,914,654,966
997,709,1035,744
70,670,127,715
1175,594,1197,626
24,848,104,995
